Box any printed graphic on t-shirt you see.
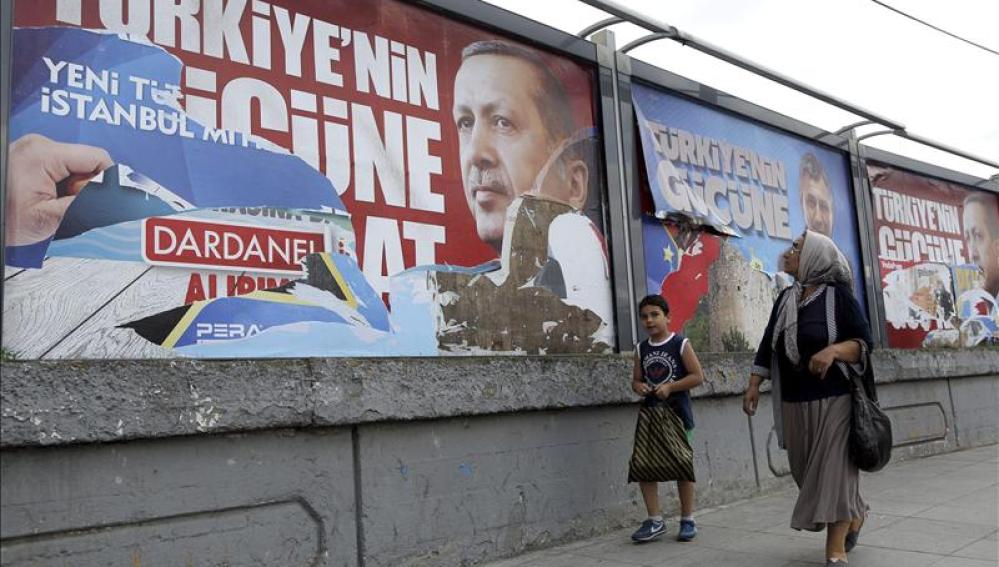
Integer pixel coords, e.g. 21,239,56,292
643,348,678,385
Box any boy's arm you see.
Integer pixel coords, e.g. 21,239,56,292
654,340,704,397
632,350,651,395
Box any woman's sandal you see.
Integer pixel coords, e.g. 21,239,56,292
845,519,864,553
845,528,860,552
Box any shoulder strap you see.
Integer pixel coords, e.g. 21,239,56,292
828,286,857,387
825,285,837,344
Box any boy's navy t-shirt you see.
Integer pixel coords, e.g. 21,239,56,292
638,334,695,429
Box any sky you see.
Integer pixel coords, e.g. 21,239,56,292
486,0,999,183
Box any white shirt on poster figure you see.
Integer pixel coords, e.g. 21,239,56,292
544,212,614,346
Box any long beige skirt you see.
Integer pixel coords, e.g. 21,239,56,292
783,394,868,531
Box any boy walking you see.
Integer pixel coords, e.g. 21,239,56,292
629,294,705,543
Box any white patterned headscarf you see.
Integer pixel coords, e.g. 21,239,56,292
771,230,853,364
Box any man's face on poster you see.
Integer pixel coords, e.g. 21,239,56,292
963,200,999,281
452,54,563,251
801,177,834,237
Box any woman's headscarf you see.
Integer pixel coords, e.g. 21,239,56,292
771,230,854,364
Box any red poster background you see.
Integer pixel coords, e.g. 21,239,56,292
868,163,983,348
14,0,599,278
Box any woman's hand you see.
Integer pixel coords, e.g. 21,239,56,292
743,383,760,416
808,345,838,379
743,374,764,416
632,381,651,396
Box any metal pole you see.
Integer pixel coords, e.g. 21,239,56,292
894,131,999,170
577,16,623,38
616,52,647,345
855,129,999,172
834,119,875,136
576,0,907,130
846,132,888,348
856,129,895,142
620,32,670,54
592,29,639,349
1,0,13,336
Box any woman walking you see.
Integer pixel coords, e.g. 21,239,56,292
743,230,872,566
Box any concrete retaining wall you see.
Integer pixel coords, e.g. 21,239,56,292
1,349,997,566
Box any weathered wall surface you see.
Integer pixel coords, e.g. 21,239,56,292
1,428,357,566
1,350,997,566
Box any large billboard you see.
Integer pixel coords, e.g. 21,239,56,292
868,163,998,348
2,0,613,358
632,83,865,352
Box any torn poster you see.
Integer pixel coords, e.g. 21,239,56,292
632,83,865,352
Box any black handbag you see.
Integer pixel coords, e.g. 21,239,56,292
847,368,892,472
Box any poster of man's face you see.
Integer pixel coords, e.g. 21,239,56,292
451,42,590,253
963,192,999,296
437,40,612,354
799,153,834,237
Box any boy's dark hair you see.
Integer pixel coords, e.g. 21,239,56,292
638,294,670,315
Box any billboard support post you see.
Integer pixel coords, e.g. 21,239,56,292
0,0,12,339
847,131,888,348
593,30,639,350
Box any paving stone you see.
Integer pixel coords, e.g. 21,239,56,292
482,445,998,567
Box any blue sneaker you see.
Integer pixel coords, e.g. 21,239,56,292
677,518,697,541
631,518,666,543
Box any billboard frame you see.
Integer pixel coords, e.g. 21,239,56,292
1,0,12,342
620,55,888,348
860,146,999,195
0,0,632,357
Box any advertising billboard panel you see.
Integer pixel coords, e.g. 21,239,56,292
2,0,612,358
868,163,998,348
633,83,865,352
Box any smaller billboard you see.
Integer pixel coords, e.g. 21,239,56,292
632,83,865,352
868,163,999,348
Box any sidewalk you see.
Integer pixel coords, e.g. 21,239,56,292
484,444,998,567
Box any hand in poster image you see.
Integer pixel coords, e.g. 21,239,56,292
452,40,590,252
5,134,112,246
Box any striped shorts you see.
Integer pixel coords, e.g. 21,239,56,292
627,404,696,483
